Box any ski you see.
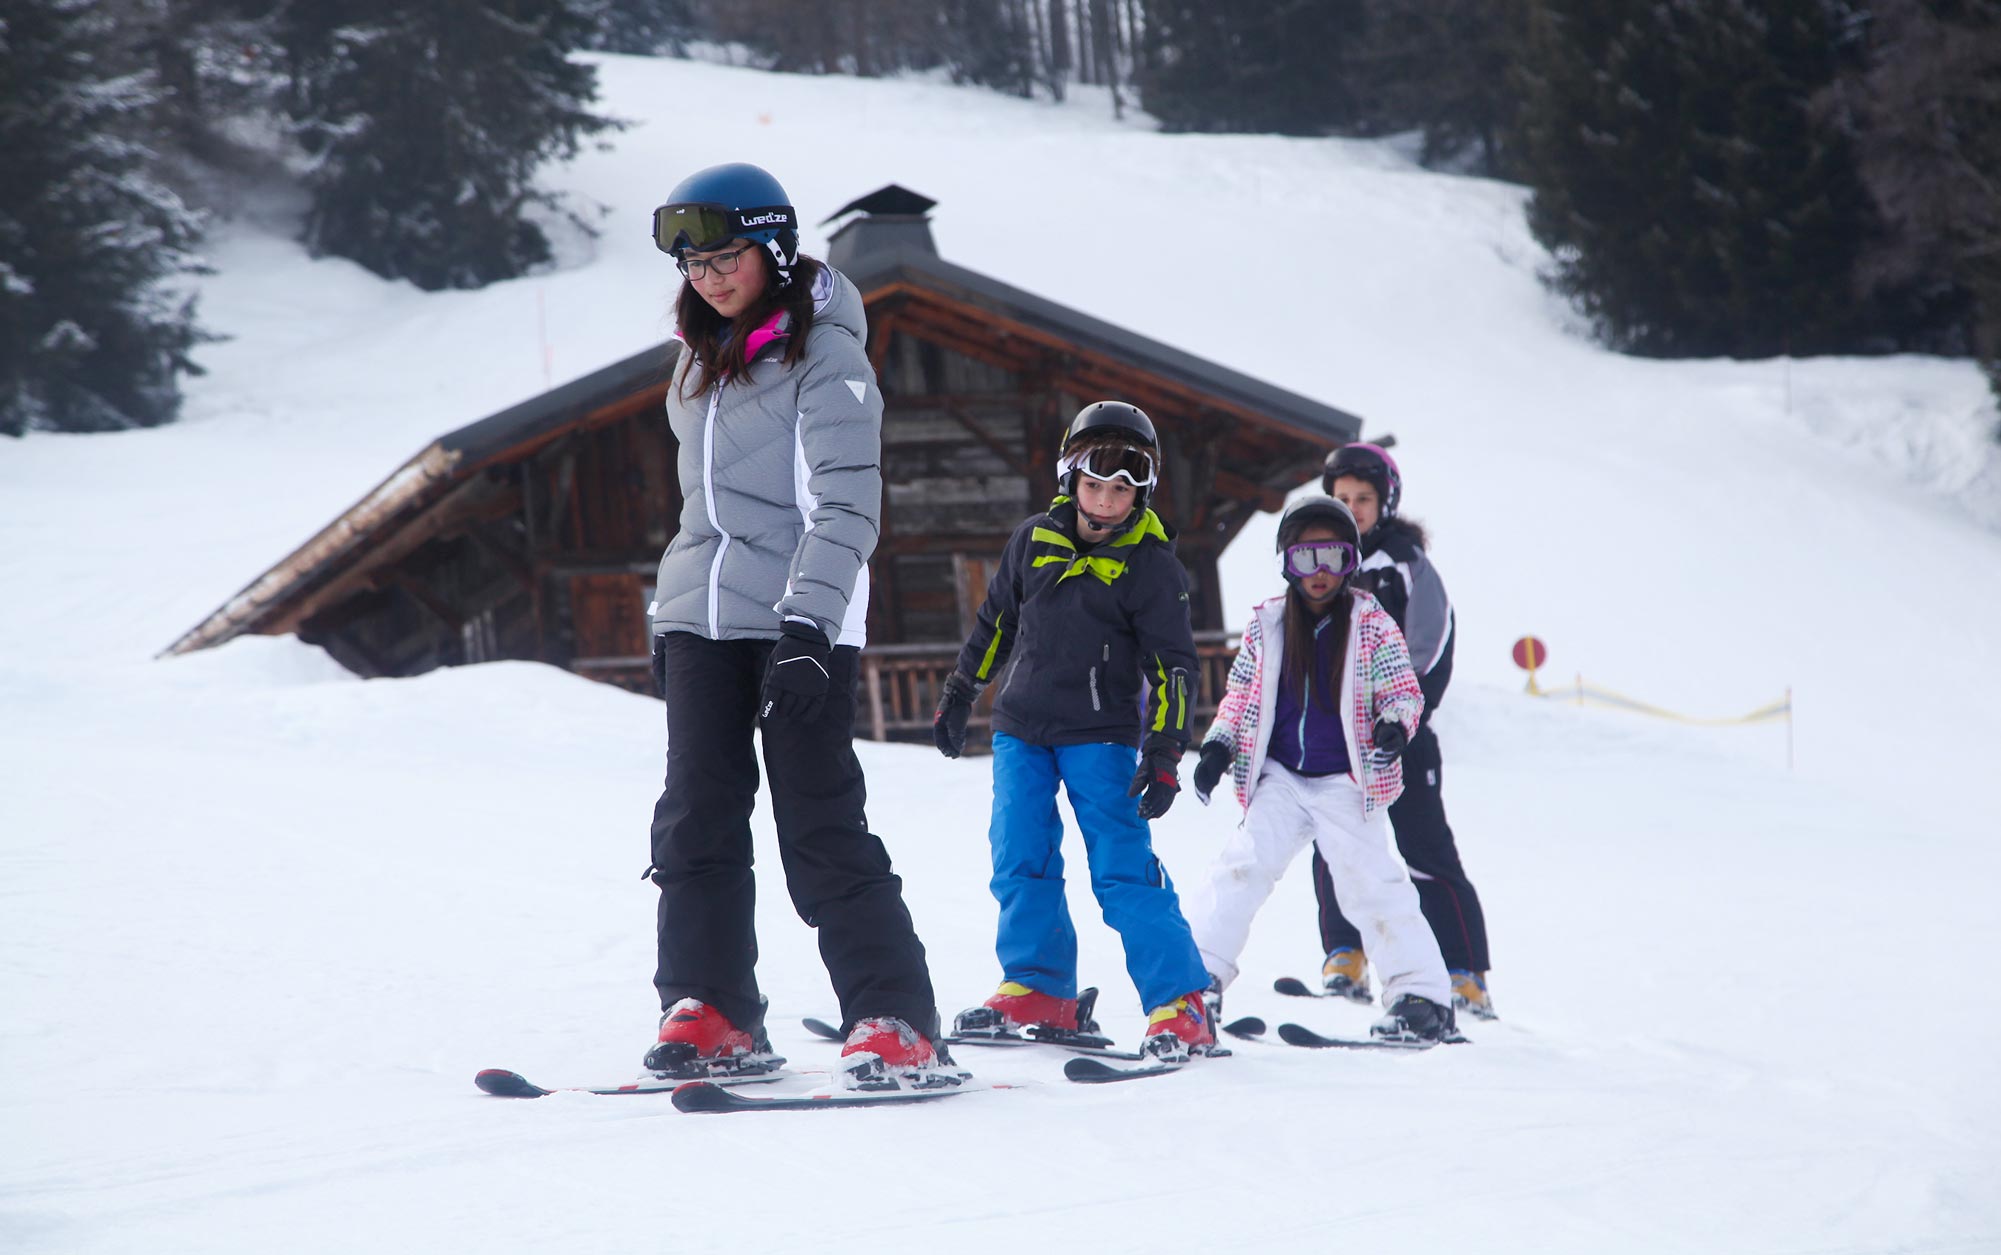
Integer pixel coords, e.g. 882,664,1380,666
473,1066,794,1098
1272,976,1371,1003
1062,1056,1184,1084
1063,1043,1231,1083
671,1079,985,1113
1221,1016,1267,1040
1274,1022,1467,1051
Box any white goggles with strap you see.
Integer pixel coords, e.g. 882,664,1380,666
1060,445,1158,490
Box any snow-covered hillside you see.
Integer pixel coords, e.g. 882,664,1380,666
4,56,1998,1255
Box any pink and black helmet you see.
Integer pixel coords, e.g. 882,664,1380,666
1320,442,1402,520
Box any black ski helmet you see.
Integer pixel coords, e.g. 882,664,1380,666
1059,401,1160,514
1276,494,1361,553
1321,442,1402,521
652,162,801,288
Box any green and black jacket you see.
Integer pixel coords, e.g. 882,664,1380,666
952,498,1197,752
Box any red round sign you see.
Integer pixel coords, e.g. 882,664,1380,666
1511,636,1548,671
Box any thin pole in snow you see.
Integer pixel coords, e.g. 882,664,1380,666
1786,684,1794,771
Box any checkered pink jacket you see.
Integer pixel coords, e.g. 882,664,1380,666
1201,590,1424,818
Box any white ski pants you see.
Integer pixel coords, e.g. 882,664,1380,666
1184,764,1450,1007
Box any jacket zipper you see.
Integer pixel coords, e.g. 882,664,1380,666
701,382,728,638
1089,666,1101,711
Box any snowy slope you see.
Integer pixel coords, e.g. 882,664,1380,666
4,55,1999,1255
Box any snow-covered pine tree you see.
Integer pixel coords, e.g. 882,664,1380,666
0,0,207,435
1353,0,1527,173
1137,0,1371,135
282,0,615,292
577,0,701,56
1816,0,2001,402
1513,0,1876,359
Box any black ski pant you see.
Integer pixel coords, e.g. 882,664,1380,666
1313,722,1491,973
648,631,939,1042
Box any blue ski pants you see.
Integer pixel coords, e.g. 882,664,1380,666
987,733,1209,1011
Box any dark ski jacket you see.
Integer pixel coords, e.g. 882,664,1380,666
1353,518,1454,719
953,499,1197,752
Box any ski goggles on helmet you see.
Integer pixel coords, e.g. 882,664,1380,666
1059,443,1158,489
1281,540,1359,581
652,202,797,255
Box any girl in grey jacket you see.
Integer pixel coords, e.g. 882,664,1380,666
639,163,950,1092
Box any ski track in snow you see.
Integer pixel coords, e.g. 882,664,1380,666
4,53,1999,1255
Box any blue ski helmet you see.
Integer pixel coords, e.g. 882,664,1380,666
652,162,800,287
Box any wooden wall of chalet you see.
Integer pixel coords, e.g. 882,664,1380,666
300,407,679,691
868,322,1232,642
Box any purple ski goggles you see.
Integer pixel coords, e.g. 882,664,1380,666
1281,539,1359,581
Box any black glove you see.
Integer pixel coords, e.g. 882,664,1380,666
1370,717,1409,762
933,672,978,759
1190,740,1232,805
650,634,668,698
760,621,832,724
1127,740,1182,820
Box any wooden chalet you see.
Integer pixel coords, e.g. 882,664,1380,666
163,186,1363,742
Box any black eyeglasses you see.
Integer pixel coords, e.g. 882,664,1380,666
677,242,757,281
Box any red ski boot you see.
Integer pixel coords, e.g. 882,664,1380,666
643,999,780,1078
1141,991,1216,1063
840,1017,967,1092
953,981,1082,1038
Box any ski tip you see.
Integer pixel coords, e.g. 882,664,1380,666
1275,1022,1335,1048
474,1068,548,1098
1222,1016,1267,1038
1272,976,1314,997
670,1080,739,1113
1062,1056,1127,1083
800,1017,845,1042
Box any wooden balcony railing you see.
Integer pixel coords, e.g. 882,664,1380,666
855,630,1241,747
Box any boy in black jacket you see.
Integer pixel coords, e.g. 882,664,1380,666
932,402,1217,1062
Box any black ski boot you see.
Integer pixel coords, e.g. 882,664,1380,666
1368,994,1459,1045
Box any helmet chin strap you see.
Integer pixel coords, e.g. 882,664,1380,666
1077,506,1131,533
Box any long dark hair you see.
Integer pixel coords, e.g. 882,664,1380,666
674,252,825,400
1367,514,1430,555
1281,583,1351,714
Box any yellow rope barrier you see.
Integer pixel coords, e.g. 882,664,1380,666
1536,676,1793,727
1512,636,1793,767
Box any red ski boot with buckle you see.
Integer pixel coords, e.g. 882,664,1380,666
839,1017,968,1092
643,999,781,1078
1141,991,1216,1063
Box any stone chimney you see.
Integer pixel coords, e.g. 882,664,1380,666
821,184,938,270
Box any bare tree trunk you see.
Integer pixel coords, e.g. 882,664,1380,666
1050,0,1072,91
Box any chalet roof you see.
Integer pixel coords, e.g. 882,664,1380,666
841,242,1358,445
164,192,1363,660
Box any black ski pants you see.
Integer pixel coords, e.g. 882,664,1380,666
648,631,939,1041
1313,722,1491,973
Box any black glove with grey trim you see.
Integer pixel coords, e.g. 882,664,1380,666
760,621,832,724
1369,717,1409,766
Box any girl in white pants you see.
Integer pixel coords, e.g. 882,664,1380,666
1184,496,1456,1042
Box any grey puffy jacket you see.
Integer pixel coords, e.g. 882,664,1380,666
649,265,880,645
